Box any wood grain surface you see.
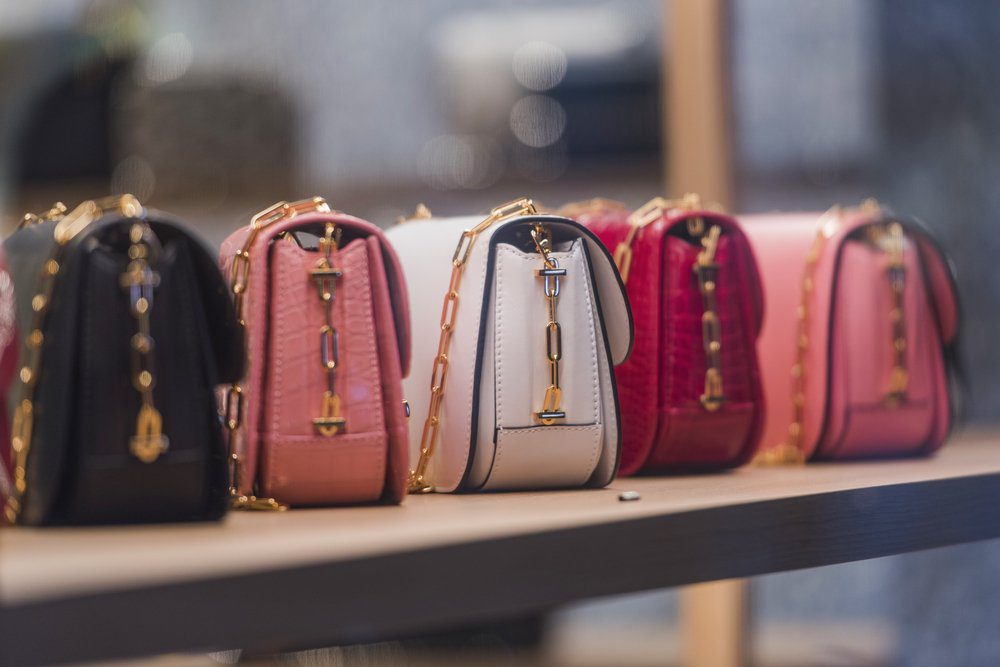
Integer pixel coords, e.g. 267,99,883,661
2,431,999,666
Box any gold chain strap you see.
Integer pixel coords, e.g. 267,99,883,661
5,194,144,523
530,224,567,425
884,221,908,404
694,225,725,410
224,196,331,511
311,222,346,435
120,222,168,463
756,199,906,465
17,203,68,230
408,197,538,493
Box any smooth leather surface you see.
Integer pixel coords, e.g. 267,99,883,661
4,212,241,525
576,207,765,475
0,249,16,506
742,211,959,460
219,211,409,506
386,214,631,492
473,240,604,490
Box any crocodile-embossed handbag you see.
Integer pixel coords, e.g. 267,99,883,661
386,198,632,493
743,201,960,462
3,196,244,525
563,196,765,474
219,197,411,508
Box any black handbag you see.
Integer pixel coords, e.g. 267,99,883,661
3,195,244,525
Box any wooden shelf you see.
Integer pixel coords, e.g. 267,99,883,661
3,432,1000,666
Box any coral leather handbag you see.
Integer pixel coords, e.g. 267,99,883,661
0,246,16,513
4,196,244,525
219,197,410,508
386,197,632,493
564,196,765,474
742,201,960,462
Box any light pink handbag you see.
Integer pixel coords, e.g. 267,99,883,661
742,201,960,462
219,198,411,508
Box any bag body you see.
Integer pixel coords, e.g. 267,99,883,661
3,196,244,525
386,199,632,492
219,198,410,507
566,198,765,474
743,202,960,461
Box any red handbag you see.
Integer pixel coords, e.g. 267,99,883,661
563,196,765,474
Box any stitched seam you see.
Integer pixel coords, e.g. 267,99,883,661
488,243,601,484
573,242,602,425
265,242,386,500
496,246,505,428
588,246,618,472
352,245,390,496
491,424,602,484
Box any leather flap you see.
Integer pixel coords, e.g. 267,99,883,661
827,210,960,349
144,214,247,385
501,216,634,365
658,212,766,336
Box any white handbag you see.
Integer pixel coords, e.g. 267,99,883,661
386,198,633,492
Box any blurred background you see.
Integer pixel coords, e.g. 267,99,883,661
2,1,999,665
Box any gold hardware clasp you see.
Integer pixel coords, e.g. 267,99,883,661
314,391,346,436
130,404,169,463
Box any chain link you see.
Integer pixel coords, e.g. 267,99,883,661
693,225,725,411
531,224,567,425
5,195,143,523
120,222,168,463
224,197,330,511
408,197,537,493
311,222,346,436
884,222,909,405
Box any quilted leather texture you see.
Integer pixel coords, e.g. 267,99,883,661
742,211,959,460
219,211,410,506
577,207,765,474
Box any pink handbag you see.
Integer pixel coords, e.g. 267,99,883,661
219,197,411,507
742,201,960,461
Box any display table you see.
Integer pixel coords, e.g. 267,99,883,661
3,432,999,666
